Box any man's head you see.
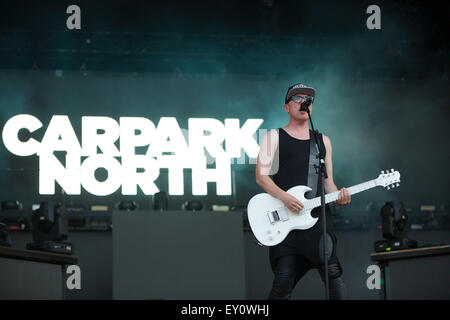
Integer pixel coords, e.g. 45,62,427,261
285,83,315,104
284,84,316,120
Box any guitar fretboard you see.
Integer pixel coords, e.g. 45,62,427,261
304,179,378,211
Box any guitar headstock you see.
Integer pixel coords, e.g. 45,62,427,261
375,169,401,190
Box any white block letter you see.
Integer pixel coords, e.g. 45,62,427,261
80,155,122,196
82,116,120,156
188,118,226,158
40,115,81,154
148,117,189,157
121,155,160,195
120,117,155,157
225,118,263,158
39,152,81,195
157,155,186,195
2,114,42,156
192,154,231,195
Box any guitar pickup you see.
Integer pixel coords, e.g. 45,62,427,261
267,207,289,224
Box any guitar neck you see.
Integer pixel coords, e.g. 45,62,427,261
305,179,378,210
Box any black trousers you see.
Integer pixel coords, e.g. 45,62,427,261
268,234,347,300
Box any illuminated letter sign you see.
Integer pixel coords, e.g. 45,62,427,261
2,115,264,196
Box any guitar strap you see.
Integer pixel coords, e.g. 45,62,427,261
306,129,326,199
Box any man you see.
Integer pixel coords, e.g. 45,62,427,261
255,83,351,300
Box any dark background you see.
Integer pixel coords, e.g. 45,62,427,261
0,0,449,299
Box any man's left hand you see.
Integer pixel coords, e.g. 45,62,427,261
335,187,351,206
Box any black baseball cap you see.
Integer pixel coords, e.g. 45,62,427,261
285,84,316,104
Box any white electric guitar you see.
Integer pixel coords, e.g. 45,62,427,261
247,169,401,246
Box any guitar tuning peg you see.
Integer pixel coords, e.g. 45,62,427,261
391,169,394,172
396,183,400,187
387,186,390,190
381,170,384,174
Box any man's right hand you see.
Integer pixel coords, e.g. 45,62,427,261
280,192,304,213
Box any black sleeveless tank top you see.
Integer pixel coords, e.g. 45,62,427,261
269,128,336,268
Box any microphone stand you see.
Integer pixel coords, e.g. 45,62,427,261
302,102,330,300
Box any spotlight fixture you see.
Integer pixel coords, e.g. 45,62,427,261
117,201,137,211
182,201,203,212
380,201,408,239
90,204,109,212
1,200,22,210
0,200,28,231
374,201,417,252
27,201,73,255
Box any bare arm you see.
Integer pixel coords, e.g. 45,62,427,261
255,130,304,212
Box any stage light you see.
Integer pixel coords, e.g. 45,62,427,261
380,201,408,239
0,200,29,231
182,201,203,212
27,201,73,254
374,201,417,252
1,200,22,210
117,201,137,211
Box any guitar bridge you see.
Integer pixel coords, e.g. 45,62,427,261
267,207,289,224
